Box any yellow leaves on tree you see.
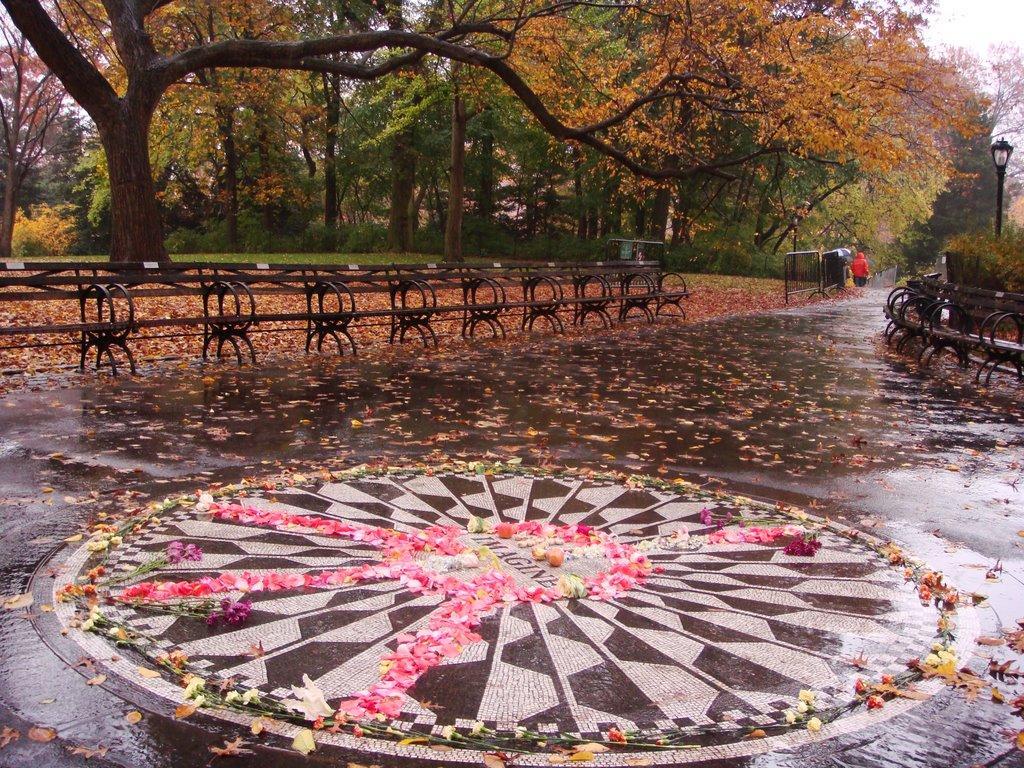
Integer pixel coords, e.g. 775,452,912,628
11,205,77,258
503,0,971,183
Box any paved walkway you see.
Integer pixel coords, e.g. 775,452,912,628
0,293,1021,767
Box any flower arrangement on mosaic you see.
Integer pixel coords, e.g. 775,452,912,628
53,462,981,758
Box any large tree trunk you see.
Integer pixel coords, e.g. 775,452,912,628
633,203,646,238
476,130,494,220
574,170,586,240
444,89,467,261
0,157,18,258
388,128,416,252
257,126,274,242
649,186,670,241
216,106,239,250
100,105,167,264
323,72,340,229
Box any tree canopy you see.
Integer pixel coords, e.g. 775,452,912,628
0,0,1001,264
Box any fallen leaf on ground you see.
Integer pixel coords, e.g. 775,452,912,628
847,650,870,669
174,703,197,719
125,711,142,724
209,737,253,759
977,636,1006,646
86,674,106,686
68,744,108,759
2,594,33,611
27,726,56,742
0,727,19,747
137,667,161,678
244,641,265,658
291,729,315,755
572,743,609,754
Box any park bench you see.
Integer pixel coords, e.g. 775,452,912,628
0,259,690,374
884,276,1023,384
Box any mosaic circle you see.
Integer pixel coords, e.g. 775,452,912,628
38,468,978,764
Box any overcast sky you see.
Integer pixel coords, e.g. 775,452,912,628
923,0,1024,58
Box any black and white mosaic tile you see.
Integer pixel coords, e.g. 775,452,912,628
43,471,978,764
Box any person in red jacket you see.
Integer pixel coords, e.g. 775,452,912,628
851,251,870,287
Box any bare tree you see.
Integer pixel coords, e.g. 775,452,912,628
0,15,66,258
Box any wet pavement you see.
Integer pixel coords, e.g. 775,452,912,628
0,292,1022,767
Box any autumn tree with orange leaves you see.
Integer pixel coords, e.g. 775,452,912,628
0,13,67,257
0,0,969,263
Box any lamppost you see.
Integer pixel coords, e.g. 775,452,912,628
991,137,1014,237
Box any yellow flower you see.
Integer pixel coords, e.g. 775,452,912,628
798,690,816,704
807,717,822,733
796,701,809,714
556,574,588,599
183,677,205,699
241,689,261,706
784,709,797,724
924,653,941,667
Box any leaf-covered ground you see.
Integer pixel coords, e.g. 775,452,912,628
0,292,1020,768
0,273,837,394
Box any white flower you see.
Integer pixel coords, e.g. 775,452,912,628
282,674,333,721
241,689,261,706
441,725,456,740
81,619,94,631
183,677,205,699
556,574,588,599
798,689,816,704
86,538,109,552
796,700,809,714
192,694,206,708
457,551,480,569
467,516,489,534
807,717,822,733
470,721,485,735
109,536,123,547
196,492,214,513
924,653,941,667
784,709,797,724
224,691,241,704
107,627,120,638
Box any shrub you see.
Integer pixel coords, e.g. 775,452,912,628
12,204,78,258
945,228,1024,292
412,225,444,255
343,222,388,253
300,222,342,253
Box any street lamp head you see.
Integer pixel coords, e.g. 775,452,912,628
991,137,1014,172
